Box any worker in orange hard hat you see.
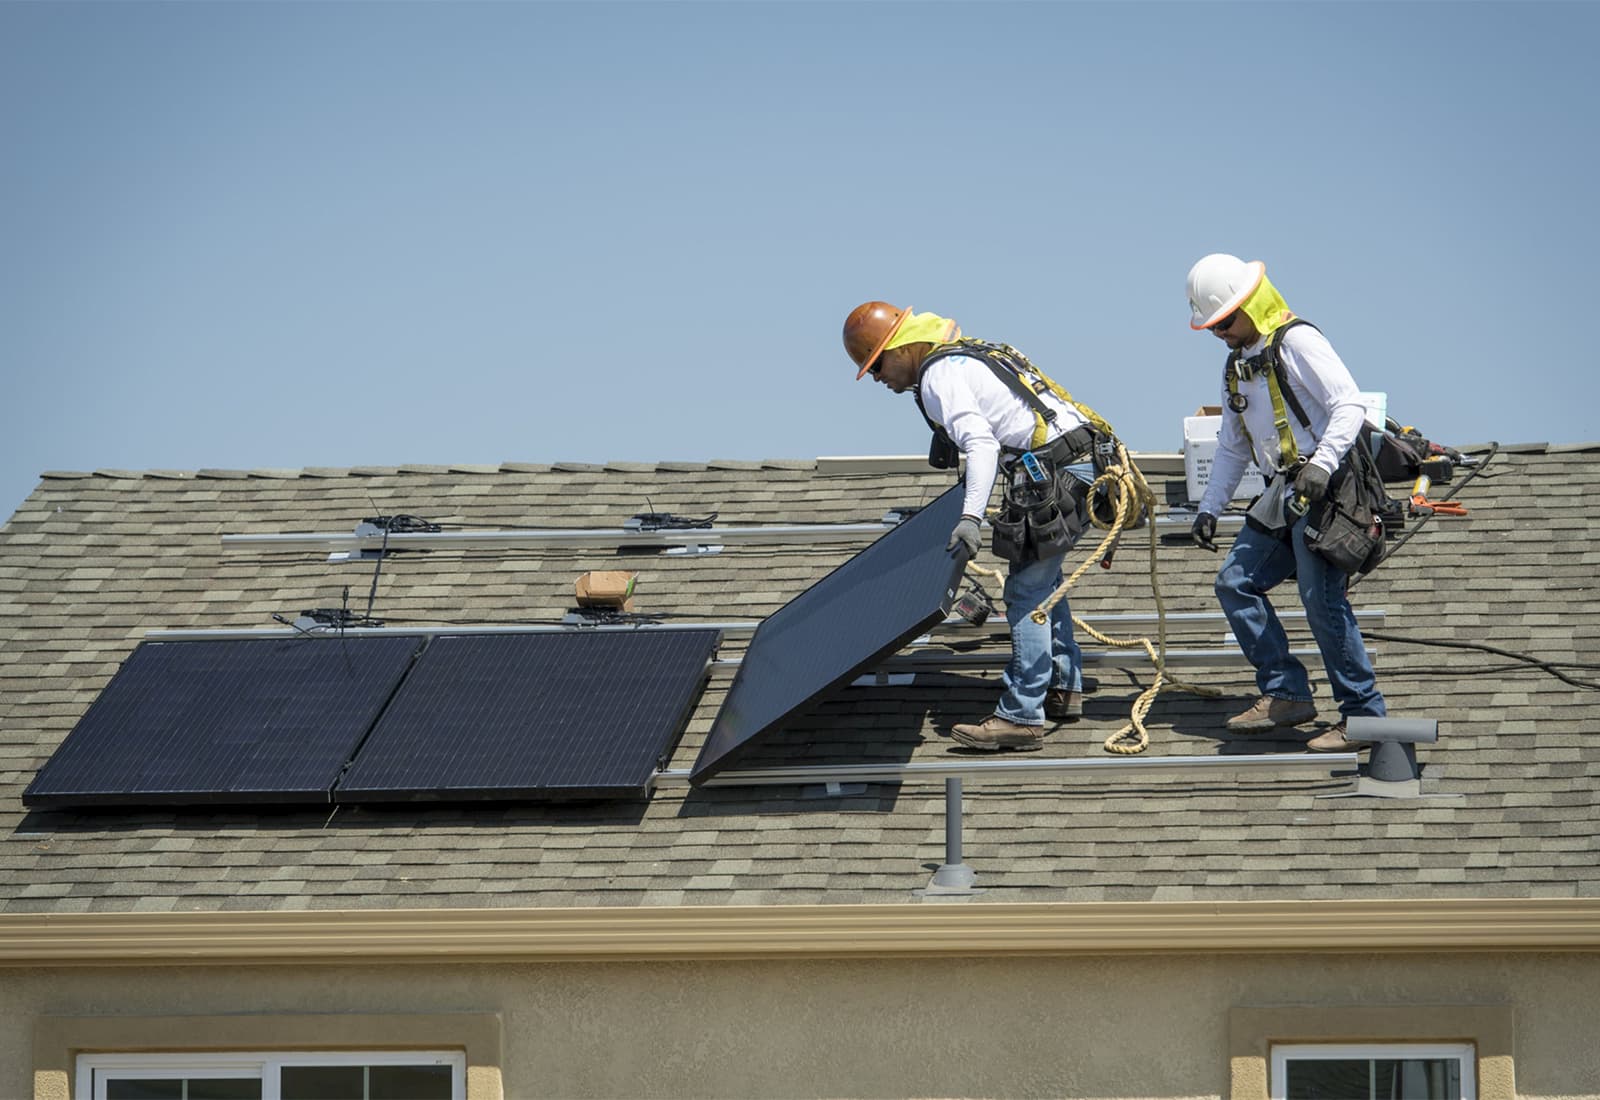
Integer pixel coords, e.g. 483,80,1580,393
1184,255,1386,754
843,300,1122,751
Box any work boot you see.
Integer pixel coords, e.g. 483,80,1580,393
951,716,1047,751
1225,695,1317,733
1305,720,1370,753
1044,688,1083,722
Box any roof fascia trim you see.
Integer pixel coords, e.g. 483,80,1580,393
4,898,1600,966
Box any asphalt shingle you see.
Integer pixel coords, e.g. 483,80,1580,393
2,444,1598,911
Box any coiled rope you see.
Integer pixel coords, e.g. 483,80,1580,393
966,441,1220,754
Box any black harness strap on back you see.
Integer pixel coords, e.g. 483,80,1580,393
914,340,1071,463
1227,318,1317,433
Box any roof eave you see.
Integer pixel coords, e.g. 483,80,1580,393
5,897,1600,967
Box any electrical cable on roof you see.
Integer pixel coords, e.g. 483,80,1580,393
1335,446,1597,688
1358,630,1600,692
566,608,670,627
361,513,443,533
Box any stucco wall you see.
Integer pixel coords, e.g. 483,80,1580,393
7,952,1600,1099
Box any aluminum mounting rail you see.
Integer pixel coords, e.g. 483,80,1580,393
650,752,1359,790
220,521,901,556
143,609,1385,643
712,645,1361,676
868,645,1350,672
143,621,765,642
929,608,1385,641
220,511,1246,557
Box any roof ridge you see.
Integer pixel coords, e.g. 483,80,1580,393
30,441,1595,489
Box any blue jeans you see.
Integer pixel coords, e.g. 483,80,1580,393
1215,515,1386,718
994,552,1083,726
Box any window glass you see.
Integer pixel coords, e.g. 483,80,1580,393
280,1063,452,1100
106,1081,261,1100
106,1082,183,1100
367,1065,454,1100
1286,1057,1462,1099
1274,1044,1473,1100
282,1065,365,1099
83,1051,461,1100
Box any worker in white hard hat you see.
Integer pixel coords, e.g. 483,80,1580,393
844,301,1121,751
1184,255,1385,753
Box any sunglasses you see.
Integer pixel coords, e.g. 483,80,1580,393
1211,311,1239,334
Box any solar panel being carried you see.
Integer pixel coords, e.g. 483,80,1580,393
690,481,967,784
335,629,721,802
23,635,421,809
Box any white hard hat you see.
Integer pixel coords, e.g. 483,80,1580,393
1187,253,1265,330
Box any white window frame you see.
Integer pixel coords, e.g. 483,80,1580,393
76,1050,466,1100
1270,1042,1477,1100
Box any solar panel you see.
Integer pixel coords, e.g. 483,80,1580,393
22,635,421,809
689,481,968,783
335,629,721,802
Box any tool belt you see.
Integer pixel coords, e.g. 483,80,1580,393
990,425,1097,565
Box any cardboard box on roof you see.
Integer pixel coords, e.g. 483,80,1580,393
575,570,636,611
1181,393,1388,505
1182,407,1266,505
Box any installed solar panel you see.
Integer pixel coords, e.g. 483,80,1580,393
23,635,421,809
690,481,967,783
335,629,721,802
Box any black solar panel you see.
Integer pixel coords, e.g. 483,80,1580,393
23,635,421,809
335,629,721,802
690,481,967,783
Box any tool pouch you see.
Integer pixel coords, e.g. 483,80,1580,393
991,457,1090,565
1302,446,1389,576
990,510,1029,564
1304,499,1385,575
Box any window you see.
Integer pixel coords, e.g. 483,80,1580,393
76,1052,464,1100
1229,1005,1512,1100
1271,1043,1476,1100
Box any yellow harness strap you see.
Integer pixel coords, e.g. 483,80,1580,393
1228,366,1299,470
1033,372,1116,448
949,339,1116,448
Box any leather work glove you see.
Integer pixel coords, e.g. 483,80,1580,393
947,515,982,563
1190,512,1218,553
1293,462,1332,503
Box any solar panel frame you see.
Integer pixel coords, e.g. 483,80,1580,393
334,628,721,803
690,481,969,784
22,635,422,810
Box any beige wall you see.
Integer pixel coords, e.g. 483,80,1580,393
8,952,1600,1099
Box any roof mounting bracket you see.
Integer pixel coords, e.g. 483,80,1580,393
1318,717,1461,801
851,671,916,687
914,778,983,900
328,549,386,564
801,781,869,799
662,542,723,556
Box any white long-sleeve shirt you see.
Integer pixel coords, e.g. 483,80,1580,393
1198,323,1369,519
918,353,1089,519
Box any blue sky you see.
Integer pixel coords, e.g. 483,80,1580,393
4,0,1596,520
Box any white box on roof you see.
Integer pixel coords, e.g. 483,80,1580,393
1183,407,1265,505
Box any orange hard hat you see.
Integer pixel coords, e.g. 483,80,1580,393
843,301,911,380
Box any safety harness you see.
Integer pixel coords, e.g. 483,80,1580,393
1225,319,1392,574
1224,318,1318,472
913,338,1117,460
910,339,1120,566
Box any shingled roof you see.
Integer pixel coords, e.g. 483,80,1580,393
3,442,1598,913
